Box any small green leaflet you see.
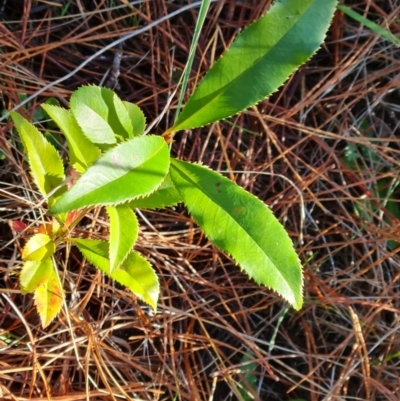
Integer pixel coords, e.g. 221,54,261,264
170,159,303,309
100,87,134,140
72,238,159,310
106,205,139,272
11,112,65,205
22,233,56,261
169,0,337,132
123,101,146,137
50,135,170,213
42,104,100,173
20,259,53,294
34,267,64,328
70,86,116,144
127,172,182,209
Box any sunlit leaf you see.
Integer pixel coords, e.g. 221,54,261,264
69,85,116,145
50,135,170,213
112,251,159,311
101,87,134,140
170,159,303,309
72,238,159,310
106,205,139,272
20,259,53,294
169,0,337,132
123,101,146,136
11,112,65,205
34,267,64,328
127,172,182,209
42,104,100,173
22,233,56,261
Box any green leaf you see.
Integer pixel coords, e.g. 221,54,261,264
41,104,100,173
22,233,56,261
50,135,170,213
72,238,159,310
127,172,182,209
20,259,53,294
170,0,337,132
69,85,116,145
106,205,139,272
123,101,146,136
34,266,64,328
11,112,65,204
170,159,303,309
101,88,134,140
72,238,109,271
112,251,159,311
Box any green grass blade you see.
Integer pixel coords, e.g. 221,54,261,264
338,5,400,46
174,0,212,122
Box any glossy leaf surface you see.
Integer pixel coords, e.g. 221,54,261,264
123,101,146,137
11,112,65,204
22,233,56,261
170,0,337,132
42,104,100,173
101,87,134,140
72,238,159,310
127,173,182,209
50,135,170,213
34,267,63,328
70,86,117,145
170,159,303,309
106,205,139,272
20,259,53,294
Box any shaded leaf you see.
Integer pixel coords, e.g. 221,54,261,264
11,112,65,205
170,0,337,132
50,135,170,213
22,233,56,261
106,205,139,272
127,172,182,209
34,267,64,328
123,101,146,136
42,104,100,173
20,259,53,294
72,238,159,310
170,159,303,309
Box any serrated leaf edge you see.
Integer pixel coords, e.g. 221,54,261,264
50,135,170,213
72,238,159,310
169,0,337,133
171,159,303,309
